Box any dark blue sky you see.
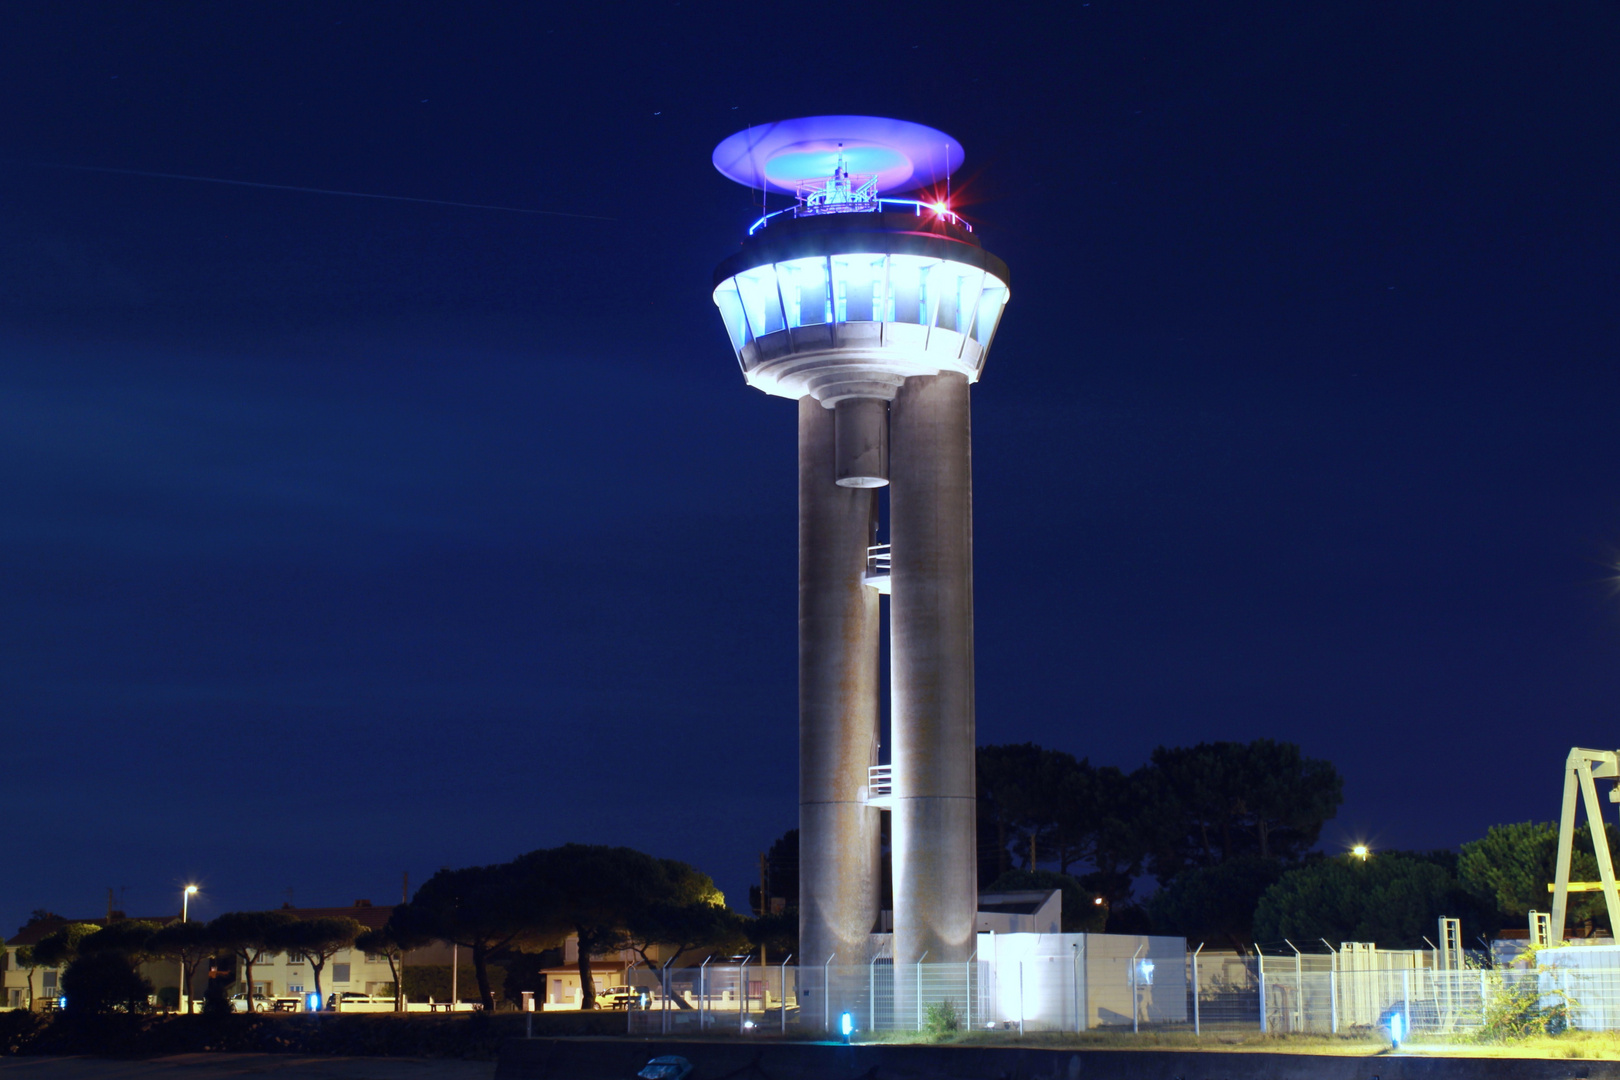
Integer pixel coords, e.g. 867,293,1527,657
1,2,1616,931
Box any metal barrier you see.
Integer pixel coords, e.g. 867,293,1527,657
620,951,1620,1037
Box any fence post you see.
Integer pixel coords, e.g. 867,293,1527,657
1018,960,1025,1036
965,948,975,1031
823,954,834,1034
699,956,710,1033
869,956,877,1032
1192,943,1203,1037
1319,939,1338,1035
1131,943,1144,1035
781,954,792,1035
739,956,750,1032
1328,967,1338,1035
1080,936,1088,1032
1285,940,1304,1033
1402,968,1411,1036
1072,944,1081,1033
1258,951,1267,1034
916,951,928,1032
662,957,674,1035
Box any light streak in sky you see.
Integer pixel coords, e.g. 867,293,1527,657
30,162,616,220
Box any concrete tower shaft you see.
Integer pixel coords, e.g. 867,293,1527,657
889,372,978,965
797,398,882,968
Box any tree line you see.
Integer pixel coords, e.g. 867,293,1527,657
976,737,1344,928
14,843,753,1015
15,910,379,1015
974,738,1607,950
742,738,1595,952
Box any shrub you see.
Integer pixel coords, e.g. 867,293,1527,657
923,999,961,1037
59,952,152,1015
1478,951,1573,1042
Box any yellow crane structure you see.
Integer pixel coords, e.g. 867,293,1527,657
1550,748,1620,946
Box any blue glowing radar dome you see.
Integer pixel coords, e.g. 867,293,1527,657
713,116,964,195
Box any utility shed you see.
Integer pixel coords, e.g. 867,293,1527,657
975,890,1062,935
978,932,1188,1030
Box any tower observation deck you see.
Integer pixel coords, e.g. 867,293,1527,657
710,117,1011,1001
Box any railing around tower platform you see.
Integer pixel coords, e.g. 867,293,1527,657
863,544,891,594
866,765,893,810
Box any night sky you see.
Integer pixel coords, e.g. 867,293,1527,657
2,2,1616,933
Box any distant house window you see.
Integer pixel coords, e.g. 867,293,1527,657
42,972,57,990
365,952,387,964
288,983,304,994
333,964,351,983
257,951,278,963
286,951,306,964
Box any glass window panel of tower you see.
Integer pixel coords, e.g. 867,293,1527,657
713,281,750,353
885,254,942,325
732,265,786,338
932,264,987,335
973,283,1008,347
829,254,887,323
775,257,830,328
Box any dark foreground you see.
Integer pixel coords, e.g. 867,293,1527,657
498,1037,1620,1080
0,1056,493,1080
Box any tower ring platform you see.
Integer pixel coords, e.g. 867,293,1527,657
712,212,1010,407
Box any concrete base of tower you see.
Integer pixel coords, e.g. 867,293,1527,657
891,795,980,962
797,395,882,970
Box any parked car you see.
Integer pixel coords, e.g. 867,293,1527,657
228,992,278,1013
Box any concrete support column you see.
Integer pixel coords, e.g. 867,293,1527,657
798,396,882,974
889,371,977,967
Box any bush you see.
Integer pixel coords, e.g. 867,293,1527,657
1481,976,1570,1040
59,953,152,1015
1477,949,1573,1042
923,999,961,1037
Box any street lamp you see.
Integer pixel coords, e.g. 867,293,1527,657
181,886,199,1014
1351,846,1369,861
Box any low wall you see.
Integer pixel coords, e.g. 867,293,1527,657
497,1037,1620,1080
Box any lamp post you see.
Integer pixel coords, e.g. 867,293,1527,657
181,886,198,1014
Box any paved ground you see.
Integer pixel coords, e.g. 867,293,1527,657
0,1058,496,1080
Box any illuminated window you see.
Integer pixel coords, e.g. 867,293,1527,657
830,254,886,322
714,255,1008,358
713,281,749,351
972,285,1008,347
733,265,785,338
775,257,829,328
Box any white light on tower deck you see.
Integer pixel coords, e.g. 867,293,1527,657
710,116,1011,998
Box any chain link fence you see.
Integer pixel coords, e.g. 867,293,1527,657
623,940,1620,1038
